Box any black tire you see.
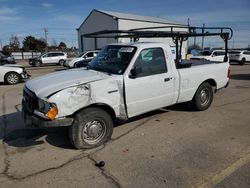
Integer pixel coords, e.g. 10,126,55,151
34,61,42,67
4,72,21,85
69,107,113,149
59,59,65,66
239,58,245,65
192,82,214,111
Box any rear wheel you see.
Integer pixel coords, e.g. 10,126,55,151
69,107,113,149
5,72,20,85
59,59,65,66
191,82,214,111
34,61,42,67
239,58,245,65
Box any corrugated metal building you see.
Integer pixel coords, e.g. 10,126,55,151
77,9,187,53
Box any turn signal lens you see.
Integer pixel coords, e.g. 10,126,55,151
46,106,58,120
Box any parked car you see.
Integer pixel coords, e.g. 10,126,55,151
29,52,67,67
74,59,91,68
229,50,250,65
191,50,227,62
0,51,16,65
0,64,30,85
65,50,99,68
22,42,230,149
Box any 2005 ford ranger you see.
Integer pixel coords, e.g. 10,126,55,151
22,27,232,149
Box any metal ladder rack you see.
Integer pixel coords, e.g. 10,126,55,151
84,26,233,66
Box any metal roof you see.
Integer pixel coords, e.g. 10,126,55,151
97,10,185,25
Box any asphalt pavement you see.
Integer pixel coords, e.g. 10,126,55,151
0,62,249,188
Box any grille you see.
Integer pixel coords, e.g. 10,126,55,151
23,87,39,113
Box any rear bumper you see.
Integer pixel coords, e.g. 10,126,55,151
22,101,73,128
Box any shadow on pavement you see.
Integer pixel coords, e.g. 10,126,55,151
1,111,74,150
230,74,250,80
1,104,193,150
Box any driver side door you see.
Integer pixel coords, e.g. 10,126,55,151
124,48,175,118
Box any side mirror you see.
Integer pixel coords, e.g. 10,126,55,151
129,68,137,79
129,66,142,79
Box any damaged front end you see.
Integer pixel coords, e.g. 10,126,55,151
22,77,127,128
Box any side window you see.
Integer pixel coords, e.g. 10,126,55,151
48,53,55,57
43,53,49,57
132,48,167,78
243,51,250,55
86,52,94,58
217,51,225,56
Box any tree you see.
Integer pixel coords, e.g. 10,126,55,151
22,36,46,51
8,35,20,51
58,42,67,50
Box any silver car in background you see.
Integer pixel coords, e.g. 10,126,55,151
29,52,67,67
229,50,250,65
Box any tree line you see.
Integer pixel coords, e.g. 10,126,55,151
2,35,67,52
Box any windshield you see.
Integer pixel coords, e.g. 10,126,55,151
88,45,136,75
38,53,46,58
77,52,85,58
198,51,212,56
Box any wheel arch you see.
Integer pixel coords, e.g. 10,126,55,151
72,103,116,120
203,78,217,91
4,71,20,80
192,78,217,100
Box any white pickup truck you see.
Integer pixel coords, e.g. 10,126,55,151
22,42,230,149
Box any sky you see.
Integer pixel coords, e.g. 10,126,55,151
0,0,249,49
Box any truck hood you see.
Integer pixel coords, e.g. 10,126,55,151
25,68,110,98
3,64,23,68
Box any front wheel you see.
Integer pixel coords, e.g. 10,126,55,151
69,107,113,149
192,82,214,111
5,72,21,85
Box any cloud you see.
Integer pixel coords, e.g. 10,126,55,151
54,14,82,25
42,3,54,8
0,7,18,15
0,7,20,23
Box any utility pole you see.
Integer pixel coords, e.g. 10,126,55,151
44,28,48,51
187,18,190,55
201,24,205,50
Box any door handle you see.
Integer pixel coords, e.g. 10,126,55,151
164,77,173,82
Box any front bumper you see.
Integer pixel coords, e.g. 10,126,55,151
21,71,31,80
22,101,73,128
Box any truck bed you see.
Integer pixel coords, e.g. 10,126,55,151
178,59,224,69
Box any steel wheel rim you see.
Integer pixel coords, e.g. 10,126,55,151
200,88,210,106
82,120,106,145
7,74,18,84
